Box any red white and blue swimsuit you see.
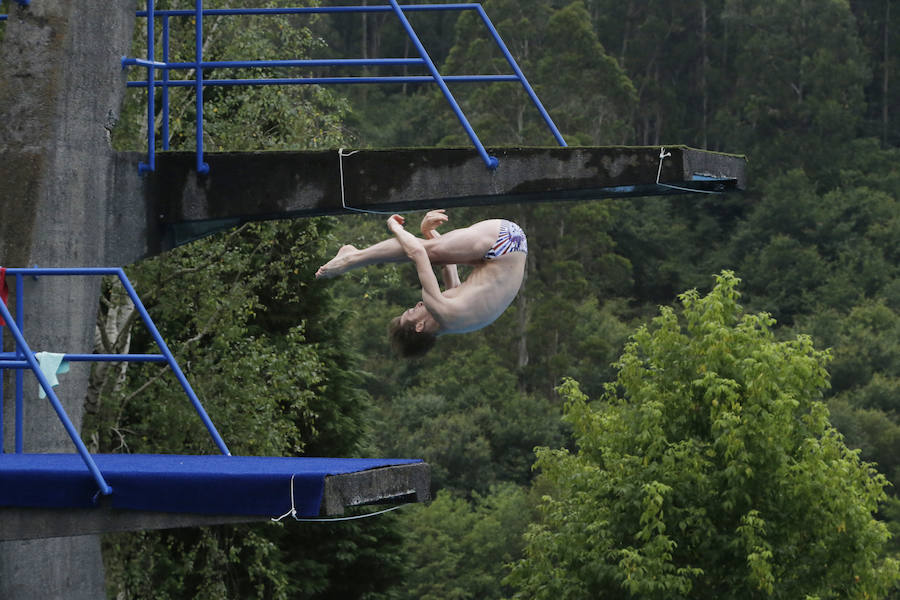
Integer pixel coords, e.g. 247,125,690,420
483,220,527,260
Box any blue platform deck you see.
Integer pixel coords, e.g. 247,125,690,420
0,454,423,518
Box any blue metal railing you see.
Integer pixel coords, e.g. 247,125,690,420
0,267,231,499
123,1,567,174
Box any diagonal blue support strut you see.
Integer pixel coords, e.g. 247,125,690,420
15,272,23,454
0,300,113,497
388,0,498,170
0,267,233,499
115,269,226,453
473,4,566,147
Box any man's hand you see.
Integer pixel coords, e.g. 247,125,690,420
420,209,459,288
420,209,448,239
387,214,406,234
388,214,425,260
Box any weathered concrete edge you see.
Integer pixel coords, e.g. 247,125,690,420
323,461,431,516
681,147,747,190
0,508,263,541
148,146,747,226
0,462,431,541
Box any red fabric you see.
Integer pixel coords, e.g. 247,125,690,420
0,267,8,326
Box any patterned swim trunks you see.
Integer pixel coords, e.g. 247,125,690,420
484,220,528,260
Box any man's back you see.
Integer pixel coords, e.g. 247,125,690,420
437,252,526,334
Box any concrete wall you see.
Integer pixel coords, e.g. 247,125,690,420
0,1,137,598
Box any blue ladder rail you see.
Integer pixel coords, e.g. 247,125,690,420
0,267,231,499
122,1,567,174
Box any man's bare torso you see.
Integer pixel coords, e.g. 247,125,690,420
435,252,526,334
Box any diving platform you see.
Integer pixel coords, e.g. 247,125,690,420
0,268,430,542
0,454,430,541
137,145,747,249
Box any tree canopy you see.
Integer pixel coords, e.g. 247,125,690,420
509,273,899,599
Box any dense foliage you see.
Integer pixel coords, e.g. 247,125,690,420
508,273,899,598
74,0,900,597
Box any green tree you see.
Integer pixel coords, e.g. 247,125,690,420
715,0,869,182
397,484,533,600
519,201,634,394
371,342,569,493
723,166,900,324
850,0,900,146
588,0,730,148
509,272,899,599
797,300,900,490
86,220,359,459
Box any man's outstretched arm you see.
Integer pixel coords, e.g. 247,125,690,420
387,215,450,318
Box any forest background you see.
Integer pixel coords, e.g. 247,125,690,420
29,0,900,597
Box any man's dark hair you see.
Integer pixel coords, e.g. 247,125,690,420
388,316,437,358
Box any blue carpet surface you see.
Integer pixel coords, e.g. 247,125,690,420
0,454,422,517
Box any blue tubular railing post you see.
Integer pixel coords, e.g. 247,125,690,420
388,0,498,170
475,5,566,147
195,0,209,175
140,0,157,174
162,15,171,150
14,273,23,454
116,270,230,455
0,300,113,497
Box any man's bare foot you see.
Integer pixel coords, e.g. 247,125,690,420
315,245,358,279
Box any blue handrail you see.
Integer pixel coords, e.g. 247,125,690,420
123,1,567,174
0,267,232,499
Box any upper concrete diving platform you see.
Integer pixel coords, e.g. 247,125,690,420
131,145,746,250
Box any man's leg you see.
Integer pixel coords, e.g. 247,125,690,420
316,219,501,278
422,219,500,264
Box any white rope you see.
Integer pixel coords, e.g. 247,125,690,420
271,472,411,523
337,148,428,215
656,147,672,184
271,473,298,522
656,146,723,195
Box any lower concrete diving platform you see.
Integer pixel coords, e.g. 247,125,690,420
0,453,430,541
0,268,431,541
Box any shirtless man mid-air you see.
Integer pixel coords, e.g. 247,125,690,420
316,210,527,357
